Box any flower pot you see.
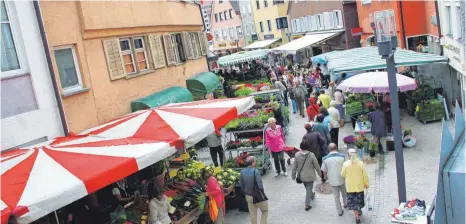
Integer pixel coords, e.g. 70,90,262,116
369,151,376,157
346,143,355,149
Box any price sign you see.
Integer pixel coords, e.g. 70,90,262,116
169,169,178,178
179,152,190,160
213,167,222,175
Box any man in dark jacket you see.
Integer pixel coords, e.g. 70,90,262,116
303,123,328,182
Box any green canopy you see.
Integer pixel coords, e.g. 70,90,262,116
186,72,221,97
312,47,448,74
130,86,193,112
218,49,270,66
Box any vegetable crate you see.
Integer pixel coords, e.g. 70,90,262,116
417,100,445,124
346,102,364,116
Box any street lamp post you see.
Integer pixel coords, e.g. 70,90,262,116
374,10,407,204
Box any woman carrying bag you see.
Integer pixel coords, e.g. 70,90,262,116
291,140,322,211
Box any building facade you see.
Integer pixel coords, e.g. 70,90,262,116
239,0,257,46
1,1,64,150
438,0,466,110
39,1,209,133
288,0,360,55
357,0,441,55
251,0,289,45
210,0,244,55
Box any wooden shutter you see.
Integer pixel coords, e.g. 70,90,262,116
198,32,207,55
148,34,166,69
163,34,176,66
182,32,194,60
190,33,200,59
103,38,126,80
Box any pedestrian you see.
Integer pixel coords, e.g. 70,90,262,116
317,107,331,130
203,168,225,224
317,90,331,109
279,77,289,106
292,140,322,211
302,78,310,108
328,82,335,99
303,123,328,183
341,148,369,224
328,101,341,148
334,89,345,119
367,102,388,155
288,76,297,114
148,183,171,224
206,130,224,166
321,143,347,216
239,156,268,224
313,114,331,145
8,215,18,224
292,80,306,118
307,98,320,122
335,73,347,85
265,117,287,177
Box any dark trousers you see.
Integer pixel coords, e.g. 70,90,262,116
330,128,339,149
295,97,305,116
351,116,357,129
317,157,325,181
283,90,289,106
209,145,224,166
272,151,286,174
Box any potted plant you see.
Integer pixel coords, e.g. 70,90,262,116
153,160,167,187
369,141,378,157
355,140,365,159
343,135,356,149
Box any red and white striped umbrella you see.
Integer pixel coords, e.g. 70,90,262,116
1,97,255,223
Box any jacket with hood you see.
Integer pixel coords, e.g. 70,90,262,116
307,98,320,121
149,195,171,224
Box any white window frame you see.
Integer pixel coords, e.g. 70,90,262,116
132,37,150,72
251,24,256,34
317,14,324,30
267,19,272,31
241,5,246,15
53,45,84,93
1,1,28,78
247,4,252,14
333,10,343,28
119,38,137,75
292,19,297,32
310,15,317,31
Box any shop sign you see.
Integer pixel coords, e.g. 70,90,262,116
264,34,275,40
442,37,465,74
218,43,227,47
351,28,363,37
252,34,258,41
230,41,237,46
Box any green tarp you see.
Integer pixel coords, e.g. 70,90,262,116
312,47,448,74
186,72,221,97
218,49,270,66
130,86,193,112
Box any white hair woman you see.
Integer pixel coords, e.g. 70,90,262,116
341,149,369,224
265,117,287,177
328,100,341,148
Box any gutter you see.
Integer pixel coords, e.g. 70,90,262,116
434,0,444,55
33,1,69,136
398,0,407,49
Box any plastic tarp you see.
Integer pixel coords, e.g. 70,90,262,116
186,72,221,97
218,49,270,66
130,86,193,112
311,47,448,74
243,39,280,49
272,32,341,54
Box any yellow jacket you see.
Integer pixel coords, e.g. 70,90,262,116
341,160,369,193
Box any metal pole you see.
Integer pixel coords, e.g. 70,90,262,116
385,53,407,203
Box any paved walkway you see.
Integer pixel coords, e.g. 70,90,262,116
220,108,453,224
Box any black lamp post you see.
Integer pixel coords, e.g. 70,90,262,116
374,9,407,204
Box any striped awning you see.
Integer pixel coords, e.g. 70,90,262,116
218,49,270,66
311,47,448,74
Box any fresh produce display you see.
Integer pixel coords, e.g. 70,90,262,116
174,160,204,182
165,179,205,222
223,152,263,169
345,94,375,115
234,87,256,97
226,136,263,149
225,110,274,131
211,168,240,188
417,99,445,123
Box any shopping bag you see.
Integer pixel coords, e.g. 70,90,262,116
365,190,373,211
110,205,127,224
208,194,219,221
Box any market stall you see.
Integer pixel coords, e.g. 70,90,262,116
243,39,281,51
218,49,270,67
186,72,222,100
1,97,255,224
130,86,194,112
271,32,341,55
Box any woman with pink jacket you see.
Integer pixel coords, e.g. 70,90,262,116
203,169,225,224
265,117,287,177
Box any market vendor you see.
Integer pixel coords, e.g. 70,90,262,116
62,197,93,224
113,178,135,207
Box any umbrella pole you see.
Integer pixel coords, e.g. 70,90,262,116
54,211,59,224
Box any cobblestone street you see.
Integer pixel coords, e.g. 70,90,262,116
220,108,454,224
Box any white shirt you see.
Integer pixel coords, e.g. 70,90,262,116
334,91,344,104
321,152,345,187
328,107,340,128
321,66,329,75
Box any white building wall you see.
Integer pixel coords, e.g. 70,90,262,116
1,1,64,150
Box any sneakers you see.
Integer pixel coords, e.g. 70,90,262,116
274,173,280,177
283,172,288,176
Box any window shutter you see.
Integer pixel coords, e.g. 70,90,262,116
182,32,194,60
102,39,126,80
148,34,166,69
337,10,343,28
198,32,208,55
163,34,176,66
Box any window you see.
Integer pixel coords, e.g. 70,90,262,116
317,14,324,30
264,0,268,7
361,0,371,5
224,11,228,20
251,24,256,34
303,17,309,31
276,17,288,29
292,19,297,32
296,19,301,32
455,5,462,38
245,25,250,35
173,33,186,63
54,46,83,92
214,13,218,22
229,27,237,40
219,12,223,21
259,21,264,32
214,30,220,40
1,1,26,77
256,0,260,9
310,15,317,31
267,20,272,31
229,9,233,19
241,6,246,15
222,29,228,40
190,33,201,58
236,26,243,37
333,10,343,28
119,37,149,75
219,0,223,3
273,0,285,4
247,4,252,14
445,6,452,35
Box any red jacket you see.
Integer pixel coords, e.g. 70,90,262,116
307,98,320,121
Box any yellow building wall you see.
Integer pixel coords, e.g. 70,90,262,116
251,0,289,45
40,1,208,133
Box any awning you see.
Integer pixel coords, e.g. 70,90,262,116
272,32,341,54
1,97,256,223
130,86,193,112
186,72,221,98
218,49,270,66
243,39,280,50
311,47,449,74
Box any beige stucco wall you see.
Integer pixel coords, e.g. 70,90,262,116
211,1,245,50
40,1,208,133
251,0,289,44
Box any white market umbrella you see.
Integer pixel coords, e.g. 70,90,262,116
336,71,417,93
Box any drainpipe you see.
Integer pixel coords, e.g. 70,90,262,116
33,1,69,136
434,0,444,56
398,0,407,49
